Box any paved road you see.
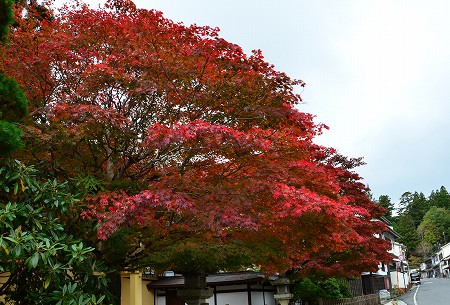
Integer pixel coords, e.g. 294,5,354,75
399,278,450,305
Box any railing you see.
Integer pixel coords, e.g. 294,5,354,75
318,293,380,305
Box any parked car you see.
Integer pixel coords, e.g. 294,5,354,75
410,272,421,285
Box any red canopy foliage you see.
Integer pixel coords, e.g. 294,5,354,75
1,0,391,277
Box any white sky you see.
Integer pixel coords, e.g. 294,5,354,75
55,0,450,206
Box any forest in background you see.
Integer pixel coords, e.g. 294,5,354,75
377,186,450,268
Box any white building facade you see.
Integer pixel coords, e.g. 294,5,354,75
388,241,410,290
437,242,450,277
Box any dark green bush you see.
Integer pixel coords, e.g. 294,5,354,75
293,277,351,305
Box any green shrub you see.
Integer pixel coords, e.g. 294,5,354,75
293,277,351,305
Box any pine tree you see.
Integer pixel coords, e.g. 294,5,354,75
428,186,450,210
377,195,394,221
0,0,28,156
396,214,420,253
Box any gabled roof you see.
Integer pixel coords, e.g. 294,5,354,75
147,271,266,289
380,216,392,225
378,217,402,240
385,226,402,240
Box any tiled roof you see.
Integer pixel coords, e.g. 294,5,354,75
147,271,266,289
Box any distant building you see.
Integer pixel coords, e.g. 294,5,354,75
438,242,450,277
388,240,409,291
423,241,450,278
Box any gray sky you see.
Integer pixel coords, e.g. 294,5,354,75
59,0,450,206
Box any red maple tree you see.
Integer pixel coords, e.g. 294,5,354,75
2,0,391,277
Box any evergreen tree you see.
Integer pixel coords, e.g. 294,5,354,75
377,195,394,221
398,191,429,228
0,74,28,155
396,214,420,254
0,0,28,156
428,186,450,210
0,0,14,43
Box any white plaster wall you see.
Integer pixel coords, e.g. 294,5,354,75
156,295,166,305
216,291,248,305
390,271,410,289
250,291,275,305
441,243,450,258
155,285,276,305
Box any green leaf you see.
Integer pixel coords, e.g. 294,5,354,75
14,245,21,257
40,252,48,264
30,252,39,268
3,236,15,243
44,277,51,289
34,193,42,202
69,282,77,293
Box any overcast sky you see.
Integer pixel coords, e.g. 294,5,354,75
57,0,450,207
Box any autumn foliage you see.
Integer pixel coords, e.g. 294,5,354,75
1,0,391,278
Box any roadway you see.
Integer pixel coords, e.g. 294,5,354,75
399,278,450,305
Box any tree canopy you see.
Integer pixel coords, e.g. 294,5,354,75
377,195,394,221
1,0,391,281
428,186,450,210
395,214,420,255
417,206,450,247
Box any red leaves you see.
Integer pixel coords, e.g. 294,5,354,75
2,1,392,276
83,189,193,240
51,103,128,127
105,0,137,14
144,120,270,154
